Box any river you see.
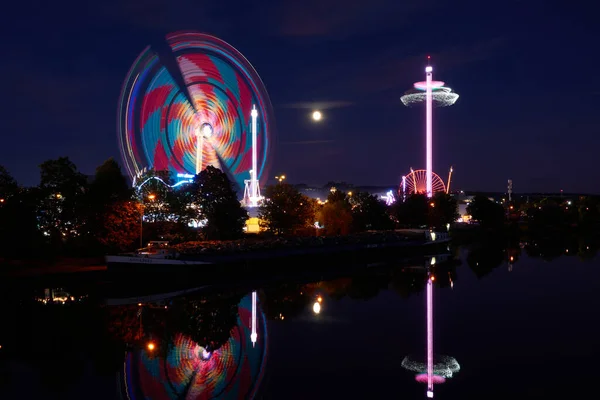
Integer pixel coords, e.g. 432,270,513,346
0,244,598,399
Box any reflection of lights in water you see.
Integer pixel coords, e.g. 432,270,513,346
122,293,267,399
402,355,461,378
416,374,446,384
401,270,460,398
251,291,258,347
427,274,433,395
313,302,321,314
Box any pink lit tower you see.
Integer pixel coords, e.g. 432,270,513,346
401,57,459,197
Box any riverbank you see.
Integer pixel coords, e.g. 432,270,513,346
1,230,438,279
173,229,431,256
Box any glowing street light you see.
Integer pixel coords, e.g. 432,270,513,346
275,175,286,183
148,194,156,201
312,301,321,314
147,342,155,351
312,110,322,121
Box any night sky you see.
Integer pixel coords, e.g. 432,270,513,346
2,0,598,193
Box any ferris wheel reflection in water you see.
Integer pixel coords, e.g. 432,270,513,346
120,292,267,400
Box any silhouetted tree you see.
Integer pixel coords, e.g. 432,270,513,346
349,191,394,232
0,165,18,202
88,158,131,203
466,195,504,228
259,183,314,235
190,166,247,240
37,157,88,248
0,187,46,259
391,194,429,228
428,192,459,229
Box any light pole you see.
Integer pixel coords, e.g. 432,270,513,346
140,193,156,248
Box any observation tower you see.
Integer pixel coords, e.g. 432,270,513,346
401,57,458,198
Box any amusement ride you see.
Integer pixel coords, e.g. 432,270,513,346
400,57,459,199
118,31,273,207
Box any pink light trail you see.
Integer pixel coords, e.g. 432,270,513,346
425,64,433,198
427,274,434,397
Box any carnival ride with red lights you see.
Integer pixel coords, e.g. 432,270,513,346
118,31,273,206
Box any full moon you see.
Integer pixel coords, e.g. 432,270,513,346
312,110,322,121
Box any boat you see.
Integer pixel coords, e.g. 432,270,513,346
105,241,214,268
106,231,450,280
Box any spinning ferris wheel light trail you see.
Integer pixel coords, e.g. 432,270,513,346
117,32,273,205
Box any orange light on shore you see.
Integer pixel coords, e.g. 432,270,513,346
430,275,436,281
317,296,323,303
147,342,155,351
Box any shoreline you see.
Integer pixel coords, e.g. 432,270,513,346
1,230,441,279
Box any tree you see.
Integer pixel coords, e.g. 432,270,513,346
391,194,429,228
259,183,314,235
190,166,247,240
0,187,46,259
428,192,459,229
37,157,88,245
88,158,131,204
317,189,353,235
98,201,142,252
466,195,504,227
0,165,18,202
79,159,135,253
349,191,393,232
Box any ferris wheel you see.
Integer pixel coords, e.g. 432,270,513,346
401,169,446,195
121,293,267,399
117,31,274,192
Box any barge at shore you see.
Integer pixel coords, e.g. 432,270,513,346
106,231,451,280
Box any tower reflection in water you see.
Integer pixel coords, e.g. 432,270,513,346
402,258,460,398
120,292,267,400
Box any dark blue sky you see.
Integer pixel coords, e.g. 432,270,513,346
1,0,598,193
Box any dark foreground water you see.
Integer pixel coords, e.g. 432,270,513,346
1,245,599,399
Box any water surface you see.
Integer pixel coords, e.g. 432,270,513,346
0,247,598,399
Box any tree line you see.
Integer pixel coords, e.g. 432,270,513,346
0,158,460,260
465,194,600,231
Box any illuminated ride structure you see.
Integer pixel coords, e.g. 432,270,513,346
399,167,453,200
120,293,267,400
401,57,458,198
401,261,460,398
118,31,273,207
